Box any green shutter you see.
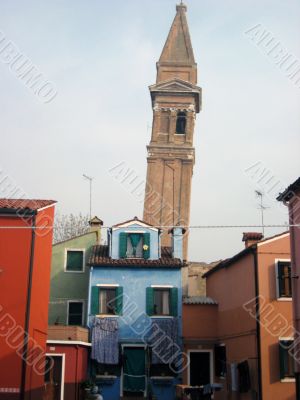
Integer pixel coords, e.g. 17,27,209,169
115,286,123,315
146,287,154,316
170,287,178,317
143,233,150,259
279,343,285,380
278,263,284,297
119,232,127,258
91,286,99,315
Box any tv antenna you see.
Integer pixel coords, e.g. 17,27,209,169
255,190,269,236
83,174,93,219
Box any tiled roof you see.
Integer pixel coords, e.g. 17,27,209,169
277,177,300,201
0,199,56,212
242,232,263,241
88,245,183,268
183,296,218,305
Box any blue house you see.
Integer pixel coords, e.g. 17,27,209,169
87,217,185,400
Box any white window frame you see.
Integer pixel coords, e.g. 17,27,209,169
96,285,118,317
279,337,295,383
275,258,292,301
187,350,214,386
64,248,85,273
45,353,65,400
67,300,85,326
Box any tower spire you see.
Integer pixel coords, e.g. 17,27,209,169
157,2,197,84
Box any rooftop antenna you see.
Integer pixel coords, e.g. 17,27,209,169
83,174,93,219
255,190,269,236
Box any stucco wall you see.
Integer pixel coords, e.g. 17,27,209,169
89,266,182,339
49,231,97,325
257,234,295,400
111,223,160,260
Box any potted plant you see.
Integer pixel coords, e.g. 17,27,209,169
80,379,93,395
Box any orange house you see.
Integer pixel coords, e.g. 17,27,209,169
182,231,295,400
0,199,56,400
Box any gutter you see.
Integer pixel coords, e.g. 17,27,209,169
252,247,263,400
20,212,37,400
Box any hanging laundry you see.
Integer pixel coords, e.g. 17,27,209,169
91,317,119,364
149,318,178,364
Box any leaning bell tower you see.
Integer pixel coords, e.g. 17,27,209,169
143,2,202,260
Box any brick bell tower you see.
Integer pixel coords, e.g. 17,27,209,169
143,2,202,260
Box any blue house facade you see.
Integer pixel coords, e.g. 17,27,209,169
87,217,185,400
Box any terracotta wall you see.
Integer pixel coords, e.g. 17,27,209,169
0,205,55,400
206,252,259,400
257,235,295,400
46,344,89,400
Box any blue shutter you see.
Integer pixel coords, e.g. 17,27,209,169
119,232,127,258
170,287,178,317
91,286,99,315
146,287,154,316
115,287,123,315
143,233,150,259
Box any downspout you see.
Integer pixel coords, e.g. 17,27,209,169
75,345,79,400
20,212,37,400
253,247,263,400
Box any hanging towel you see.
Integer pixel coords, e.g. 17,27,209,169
149,318,178,364
91,317,119,364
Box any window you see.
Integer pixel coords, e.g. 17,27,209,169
65,249,84,272
146,287,178,317
100,288,117,315
154,289,170,316
119,232,150,259
176,111,186,134
68,301,83,325
215,345,227,377
279,340,295,380
91,286,123,316
276,260,292,298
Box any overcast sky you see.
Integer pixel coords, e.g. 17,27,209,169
0,0,299,262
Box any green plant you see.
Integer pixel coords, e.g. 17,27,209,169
80,379,94,389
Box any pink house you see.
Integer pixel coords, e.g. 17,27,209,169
278,177,300,398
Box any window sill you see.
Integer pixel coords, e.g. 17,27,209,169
150,316,174,319
95,375,117,385
280,378,295,383
151,376,174,385
64,270,85,273
96,315,119,318
277,297,292,302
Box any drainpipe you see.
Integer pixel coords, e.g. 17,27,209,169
252,247,263,400
20,212,37,400
289,203,300,399
87,267,93,327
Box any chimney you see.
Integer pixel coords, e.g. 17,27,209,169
242,232,264,248
89,216,103,245
169,227,186,261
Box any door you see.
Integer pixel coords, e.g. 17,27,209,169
189,351,212,386
44,356,63,400
123,347,146,397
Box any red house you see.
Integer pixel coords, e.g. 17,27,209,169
0,199,56,400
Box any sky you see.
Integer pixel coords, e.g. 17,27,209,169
0,0,299,262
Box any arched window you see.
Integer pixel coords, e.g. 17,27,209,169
176,111,187,134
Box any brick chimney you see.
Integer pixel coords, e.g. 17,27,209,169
242,232,264,248
89,216,103,245
169,227,186,261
